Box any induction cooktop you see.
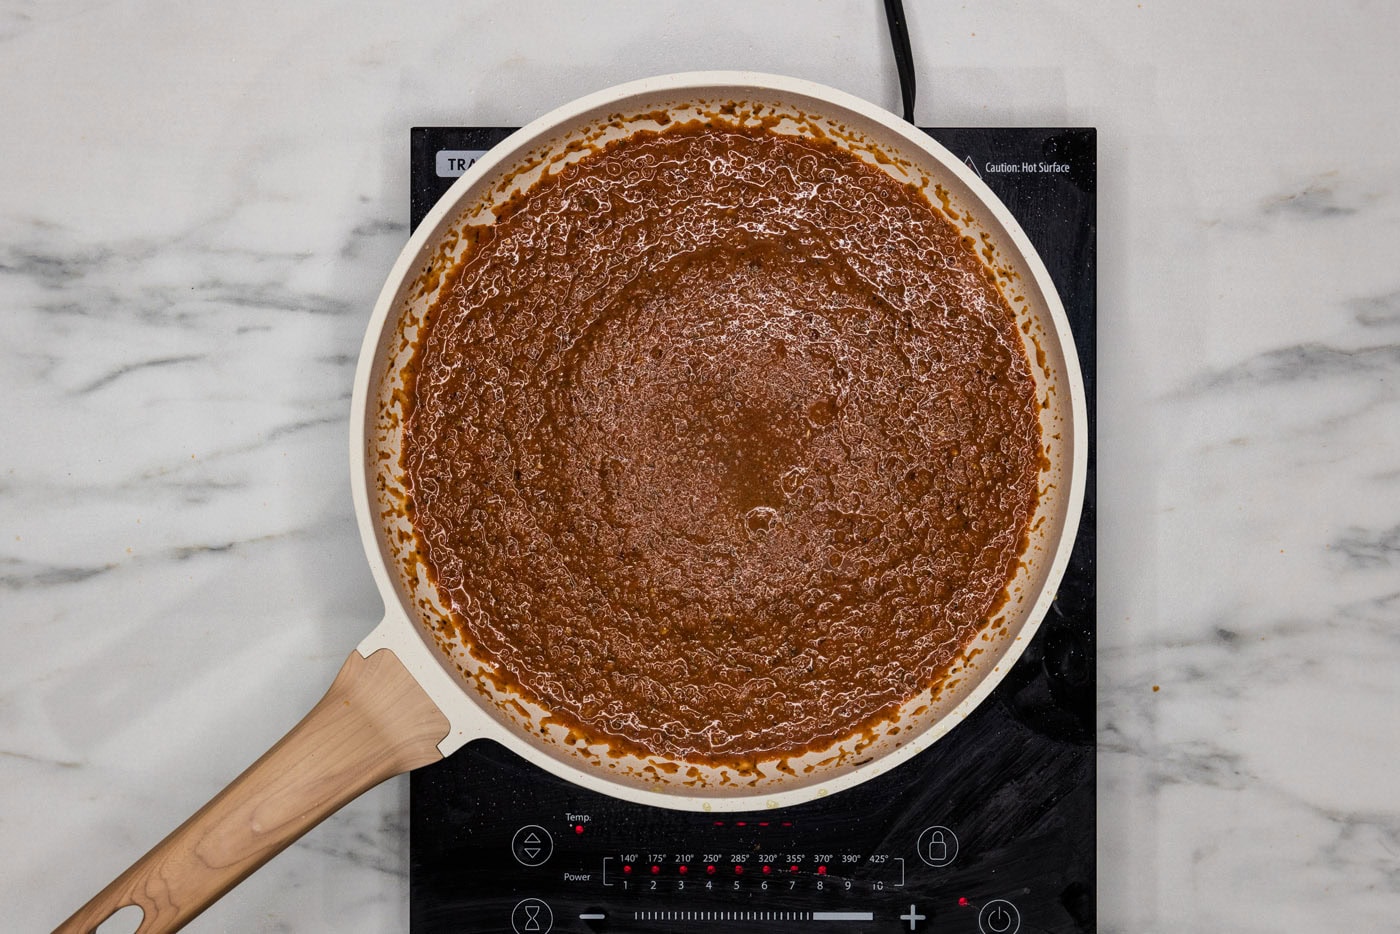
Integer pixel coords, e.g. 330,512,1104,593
405,124,1097,934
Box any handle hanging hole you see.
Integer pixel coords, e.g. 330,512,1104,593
94,904,145,934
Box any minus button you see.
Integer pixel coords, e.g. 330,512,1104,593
579,913,607,920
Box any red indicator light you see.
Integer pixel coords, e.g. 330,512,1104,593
574,824,585,835
734,865,744,875
759,821,769,827
714,821,724,826
817,865,827,876
678,865,688,875
790,864,799,873
622,865,632,875
650,865,660,875
762,865,771,875
781,822,793,827
706,864,716,875
958,896,970,907
736,821,747,827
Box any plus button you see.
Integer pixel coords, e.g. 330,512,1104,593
899,904,927,930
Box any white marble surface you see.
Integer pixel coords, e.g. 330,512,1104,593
3,1,1397,931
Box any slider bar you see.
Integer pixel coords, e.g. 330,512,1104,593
630,910,874,922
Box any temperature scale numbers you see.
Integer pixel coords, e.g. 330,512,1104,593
605,852,903,895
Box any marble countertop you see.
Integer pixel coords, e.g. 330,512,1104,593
3,2,1397,931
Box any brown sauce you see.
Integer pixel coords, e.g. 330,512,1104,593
403,121,1041,765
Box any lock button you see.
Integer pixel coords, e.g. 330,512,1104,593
915,825,959,867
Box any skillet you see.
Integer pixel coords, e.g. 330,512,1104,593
56,72,1086,933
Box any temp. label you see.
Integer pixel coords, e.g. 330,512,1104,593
436,149,489,177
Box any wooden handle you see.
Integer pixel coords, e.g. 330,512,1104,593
54,647,451,934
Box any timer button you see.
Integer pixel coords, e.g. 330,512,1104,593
511,825,554,867
510,897,554,933
978,899,1021,934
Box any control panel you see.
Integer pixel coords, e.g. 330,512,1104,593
410,697,1094,934
489,815,1003,932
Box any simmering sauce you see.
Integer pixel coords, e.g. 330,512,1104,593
403,122,1041,764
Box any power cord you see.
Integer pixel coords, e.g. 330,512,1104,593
883,0,917,124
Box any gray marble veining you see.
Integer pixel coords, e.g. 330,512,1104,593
3,1,1398,932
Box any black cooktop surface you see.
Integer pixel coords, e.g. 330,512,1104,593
406,125,1097,934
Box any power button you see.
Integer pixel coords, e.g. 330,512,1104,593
978,899,1021,934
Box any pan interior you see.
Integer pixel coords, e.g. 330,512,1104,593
358,75,1083,807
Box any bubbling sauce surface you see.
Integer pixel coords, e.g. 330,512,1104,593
403,122,1042,764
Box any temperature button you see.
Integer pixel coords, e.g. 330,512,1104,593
511,825,554,867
